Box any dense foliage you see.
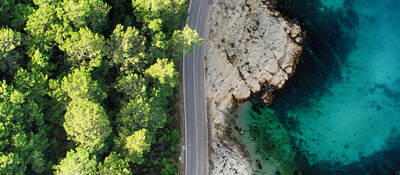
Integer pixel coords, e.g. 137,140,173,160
0,0,201,174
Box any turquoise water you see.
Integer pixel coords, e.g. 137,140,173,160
246,0,400,174
288,0,400,165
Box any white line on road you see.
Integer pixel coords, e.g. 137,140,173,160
183,27,188,175
184,0,205,174
183,0,194,174
193,0,204,174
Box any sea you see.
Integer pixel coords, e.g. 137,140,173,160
238,0,400,174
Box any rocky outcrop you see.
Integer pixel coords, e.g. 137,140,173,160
205,0,302,174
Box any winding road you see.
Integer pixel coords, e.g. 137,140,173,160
183,0,210,174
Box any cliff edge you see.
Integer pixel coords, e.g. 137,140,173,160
205,0,302,174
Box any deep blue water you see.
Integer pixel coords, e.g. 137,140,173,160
244,0,400,174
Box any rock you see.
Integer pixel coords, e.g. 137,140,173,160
235,85,252,101
210,141,252,174
266,59,280,74
226,93,239,111
295,37,302,43
261,91,273,105
285,66,293,75
205,0,302,174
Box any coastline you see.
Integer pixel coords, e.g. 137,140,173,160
232,102,297,175
204,0,303,174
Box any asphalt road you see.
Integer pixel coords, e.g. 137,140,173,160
183,0,210,174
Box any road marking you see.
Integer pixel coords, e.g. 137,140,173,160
183,47,188,175
183,23,188,175
183,0,194,174
193,0,205,174
184,0,205,174
183,1,194,174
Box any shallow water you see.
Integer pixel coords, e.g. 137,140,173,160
243,0,400,174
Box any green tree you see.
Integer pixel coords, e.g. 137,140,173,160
161,158,178,175
64,98,111,153
108,24,146,72
27,49,51,72
0,1,34,30
147,18,162,34
0,81,23,122
53,147,97,175
0,0,195,173
145,58,179,106
169,25,202,61
0,81,49,174
0,152,25,175
29,150,47,174
98,152,131,175
131,0,188,34
0,81,46,128
61,67,106,102
0,0,16,27
0,28,22,76
11,132,48,174
13,68,48,105
0,122,10,150
125,129,151,163
0,28,21,53
59,27,106,68
145,58,178,88
25,2,63,52
118,97,166,137
114,73,146,100
149,32,168,59
58,0,111,33
10,3,34,31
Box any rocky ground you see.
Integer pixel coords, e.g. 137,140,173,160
205,0,302,174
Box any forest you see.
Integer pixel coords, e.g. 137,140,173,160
0,0,201,174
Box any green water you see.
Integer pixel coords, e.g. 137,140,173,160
241,0,400,174
235,102,297,175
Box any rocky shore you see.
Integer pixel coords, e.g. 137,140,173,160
205,0,302,174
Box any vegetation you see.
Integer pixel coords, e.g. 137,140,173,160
0,0,201,174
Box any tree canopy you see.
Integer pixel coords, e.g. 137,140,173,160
61,67,106,102
0,0,201,174
0,28,23,77
64,98,111,153
132,0,188,34
59,0,111,33
98,152,132,175
59,28,106,68
53,148,97,175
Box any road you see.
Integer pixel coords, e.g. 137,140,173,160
183,0,210,174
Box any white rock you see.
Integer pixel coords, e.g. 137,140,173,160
205,0,302,174
266,59,280,74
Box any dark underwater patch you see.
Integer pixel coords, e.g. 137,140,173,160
253,0,400,174
271,0,359,111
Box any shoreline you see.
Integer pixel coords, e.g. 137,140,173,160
204,0,303,174
231,102,297,174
